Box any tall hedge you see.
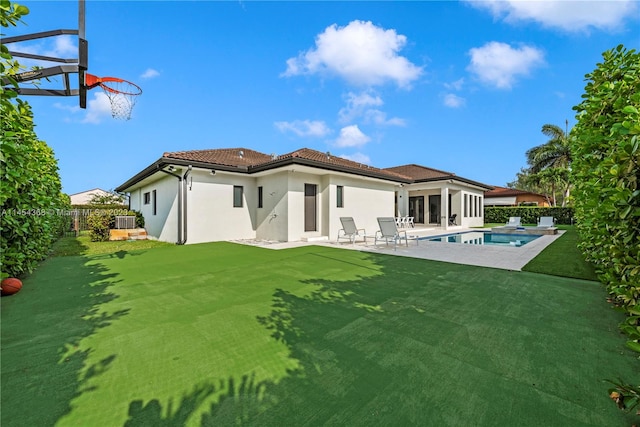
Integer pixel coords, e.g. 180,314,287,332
484,206,574,225
1,1,69,278
571,45,640,352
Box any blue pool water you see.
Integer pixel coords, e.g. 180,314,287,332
423,231,540,247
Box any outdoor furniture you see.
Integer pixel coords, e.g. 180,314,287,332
375,217,409,250
337,217,367,245
448,214,457,226
537,216,555,228
505,217,522,228
406,217,414,228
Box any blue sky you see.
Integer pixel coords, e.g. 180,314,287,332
6,0,639,195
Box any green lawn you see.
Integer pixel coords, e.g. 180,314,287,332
50,232,172,257
1,240,637,426
522,226,598,281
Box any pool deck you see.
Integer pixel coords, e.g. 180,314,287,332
232,227,566,271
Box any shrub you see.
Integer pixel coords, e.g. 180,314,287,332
1,1,69,277
87,209,145,242
571,45,639,353
87,212,111,242
484,207,574,225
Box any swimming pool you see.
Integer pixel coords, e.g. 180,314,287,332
423,231,541,247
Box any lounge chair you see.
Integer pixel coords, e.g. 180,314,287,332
537,216,555,228
375,217,408,250
504,217,522,228
448,214,457,226
337,217,367,245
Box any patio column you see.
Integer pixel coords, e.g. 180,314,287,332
397,187,408,217
440,186,449,230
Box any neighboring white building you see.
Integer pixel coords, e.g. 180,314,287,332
115,148,492,244
69,188,110,205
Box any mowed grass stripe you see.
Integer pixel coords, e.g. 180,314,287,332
1,242,637,427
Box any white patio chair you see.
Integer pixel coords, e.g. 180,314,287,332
375,217,408,250
505,217,522,228
337,217,367,245
407,217,415,228
537,216,555,228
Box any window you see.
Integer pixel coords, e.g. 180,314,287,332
152,190,157,215
337,185,344,208
464,194,468,218
143,192,151,205
258,186,263,208
233,186,243,208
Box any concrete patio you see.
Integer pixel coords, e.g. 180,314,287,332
232,226,565,271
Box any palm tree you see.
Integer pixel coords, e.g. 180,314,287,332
525,121,573,206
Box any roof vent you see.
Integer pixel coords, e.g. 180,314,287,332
326,151,331,160
238,150,244,158
271,153,276,160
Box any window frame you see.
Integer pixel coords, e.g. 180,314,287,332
233,186,243,208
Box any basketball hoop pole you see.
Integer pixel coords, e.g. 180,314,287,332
79,0,88,108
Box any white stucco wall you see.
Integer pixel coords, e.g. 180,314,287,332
287,172,324,241
131,176,180,243
326,176,396,241
185,170,257,244
255,171,290,241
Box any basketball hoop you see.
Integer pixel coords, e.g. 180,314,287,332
85,73,142,120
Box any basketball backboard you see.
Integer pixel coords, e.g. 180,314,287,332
1,0,89,108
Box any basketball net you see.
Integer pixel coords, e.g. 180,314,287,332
85,74,142,120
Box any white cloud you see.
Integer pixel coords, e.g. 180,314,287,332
274,120,331,137
82,92,113,124
443,93,466,108
339,152,371,165
467,42,545,89
338,91,405,126
45,35,77,58
282,20,423,88
466,0,638,32
141,68,160,79
53,102,80,114
334,125,371,148
364,110,406,126
444,78,465,91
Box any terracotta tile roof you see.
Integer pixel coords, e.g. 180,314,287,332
384,164,455,181
271,148,410,179
163,148,273,168
485,186,543,197
118,147,493,192
163,147,409,180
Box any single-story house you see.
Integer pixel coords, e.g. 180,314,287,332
115,147,492,244
484,186,550,207
69,188,110,205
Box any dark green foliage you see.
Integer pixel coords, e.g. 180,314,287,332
87,212,111,242
571,45,640,354
1,0,69,277
87,209,145,242
484,206,574,225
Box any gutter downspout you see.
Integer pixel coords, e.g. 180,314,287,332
158,165,183,244
181,165,192,245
